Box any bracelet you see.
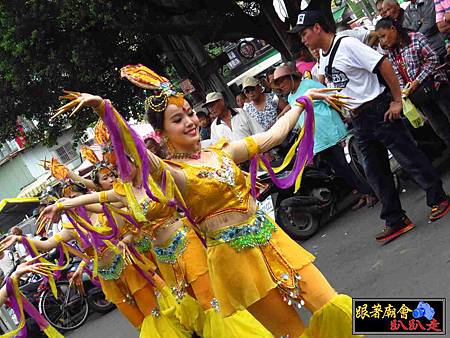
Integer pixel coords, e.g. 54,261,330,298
99,191,108,203
79,260,87,269
295,95,312,108
52,233,64,243
56,202,64,211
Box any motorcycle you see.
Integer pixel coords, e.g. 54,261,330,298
257,165,360,241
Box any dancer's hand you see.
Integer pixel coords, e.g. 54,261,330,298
13,255,54,279
0,235,19,253
52,91,104,120
37,203,61,231
303,87,353,114
69,268,85,296
117,240,133,265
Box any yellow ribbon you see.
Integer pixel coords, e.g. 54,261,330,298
0,278,25,338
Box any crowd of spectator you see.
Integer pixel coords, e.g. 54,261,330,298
197,0,450,244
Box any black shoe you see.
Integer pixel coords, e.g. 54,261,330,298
375,216,414,243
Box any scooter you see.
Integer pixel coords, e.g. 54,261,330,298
257,165,360,241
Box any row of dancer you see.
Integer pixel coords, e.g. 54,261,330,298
3,64,360,337
1,127,270,337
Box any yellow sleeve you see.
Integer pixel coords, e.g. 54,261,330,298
244,136,259,158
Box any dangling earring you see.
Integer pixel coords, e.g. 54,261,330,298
162,136,174,157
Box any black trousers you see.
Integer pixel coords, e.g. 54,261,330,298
351,91,447,226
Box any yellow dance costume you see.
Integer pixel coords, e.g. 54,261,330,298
55,214,189,338
113,180,273,338
161,139,360,338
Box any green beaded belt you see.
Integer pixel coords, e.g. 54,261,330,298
206,209,276,251
98,253,125,280
152,225,189,264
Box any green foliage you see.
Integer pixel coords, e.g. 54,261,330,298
0,0,165,144
0,0,293,144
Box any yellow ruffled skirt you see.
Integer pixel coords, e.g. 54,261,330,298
206,214,358,337
154,228,209,334
155,228,273,337
139,311,191,338
206,223,315,316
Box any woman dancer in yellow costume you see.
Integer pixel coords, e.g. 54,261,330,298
40,67,360,337
1,180,189,338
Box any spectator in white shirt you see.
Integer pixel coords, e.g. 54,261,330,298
202,91,263,143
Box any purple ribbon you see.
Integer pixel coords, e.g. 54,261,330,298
103,101,160,203
6,278,26,337
103,100,132,181
66,211,92,249
22,297,52,331
127,245,155,287
100,204,119,240
250,96,315,194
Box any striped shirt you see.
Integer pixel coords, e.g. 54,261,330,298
434,0,450,22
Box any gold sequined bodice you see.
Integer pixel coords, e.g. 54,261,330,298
166,149,251,225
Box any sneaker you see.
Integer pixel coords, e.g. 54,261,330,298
375,216,414,243
429,198,450,222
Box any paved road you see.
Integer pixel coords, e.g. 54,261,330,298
68,159,450,338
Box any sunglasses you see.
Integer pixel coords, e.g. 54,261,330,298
243,86,257,94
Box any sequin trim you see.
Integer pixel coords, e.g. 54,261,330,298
141,197,152,215
151,307,161,317
171,282,188,303
135,236,151,254
98,253,125,280
208,209,276,251
210,298,220,312
152,226,189,264
197,155,235,187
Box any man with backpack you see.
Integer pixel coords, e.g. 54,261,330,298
288,10,449,244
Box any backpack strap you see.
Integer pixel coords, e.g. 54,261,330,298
325,36,348,80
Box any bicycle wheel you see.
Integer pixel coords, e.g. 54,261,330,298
38,281,89,331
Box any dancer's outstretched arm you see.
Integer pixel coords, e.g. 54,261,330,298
0,228,75,254
227,88,350,164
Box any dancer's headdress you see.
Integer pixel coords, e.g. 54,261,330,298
120,64,184,115
79,144,115,182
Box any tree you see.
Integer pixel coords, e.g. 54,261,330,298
0,0,322,144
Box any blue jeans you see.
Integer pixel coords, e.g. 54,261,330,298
351,91,447,226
